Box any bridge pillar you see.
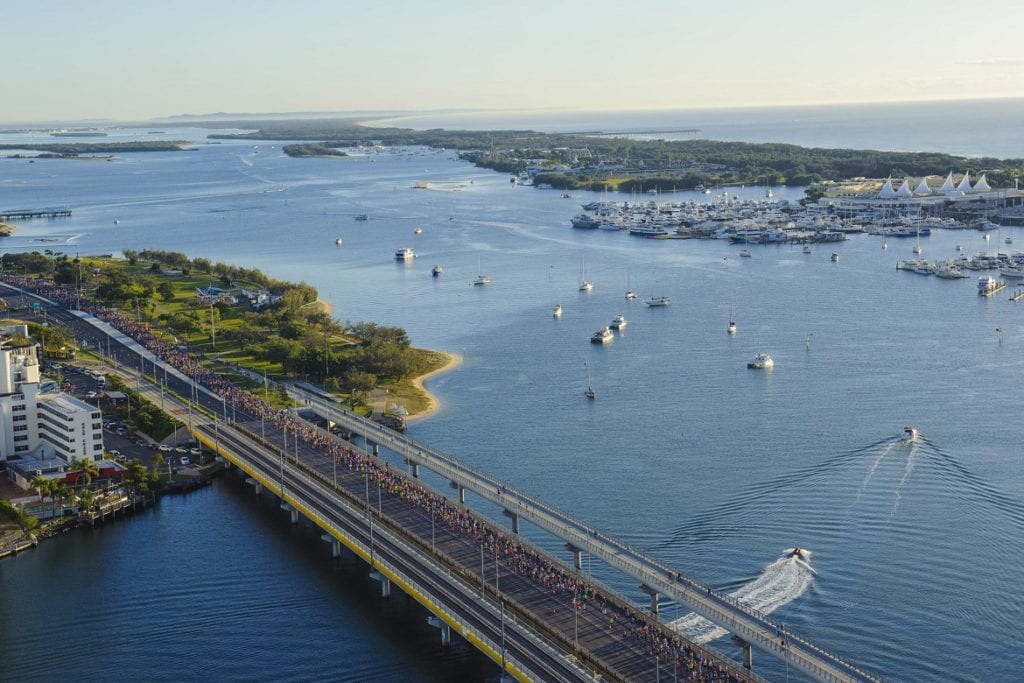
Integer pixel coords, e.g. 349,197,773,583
510,512,519,534
427,616,451,646
565,543,583,571
370,570,391,598
321,534,342,558
281,503,298,524
650,591,659,615
742,641,753,669
411,462,420,478
458,485,466,504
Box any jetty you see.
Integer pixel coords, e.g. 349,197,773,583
1010,288,1024,302
0,207,71,220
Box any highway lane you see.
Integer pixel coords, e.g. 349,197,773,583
200,421,588,683
292,385,880,683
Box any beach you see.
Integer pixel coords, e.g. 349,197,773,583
405,352,462,422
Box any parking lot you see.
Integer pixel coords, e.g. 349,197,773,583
47,362,205,472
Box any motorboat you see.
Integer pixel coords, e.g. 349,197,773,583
790,547,806,560
395,247,416,261
354,214,368,221
978,275,1006,296
414,227,423,235
609,314,627,330
747,352,774,369
727,320,737,335
625,289,636,301
431,264,443,277
644,296,671,307
802,245,811,254
335,238,343,245
579,281,593,292
590,327,613,344
552,304,562,318
902,426,919,442
831,253,840,262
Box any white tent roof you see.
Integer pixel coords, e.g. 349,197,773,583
956,172,972,193
895,179,913,197
940,171,956,193
914,178,932,194
878,177,897,198
972,173,991,192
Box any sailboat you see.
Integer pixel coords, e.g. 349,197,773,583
584,361,596,399
473,256,491,285
578,256,593,292
552,304,562,318
625,267,636,300
727,299,737,335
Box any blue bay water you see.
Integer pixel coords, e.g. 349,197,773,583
1,111,1023,681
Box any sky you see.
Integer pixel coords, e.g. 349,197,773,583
5,0,1024,123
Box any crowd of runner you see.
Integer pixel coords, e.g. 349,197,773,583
3,274,748,681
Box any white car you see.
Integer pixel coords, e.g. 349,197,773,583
180,456,191,466
158,444,173,452
189,448,201,456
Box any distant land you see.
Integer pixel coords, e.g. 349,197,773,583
205,118,1024,192
0,141,188,155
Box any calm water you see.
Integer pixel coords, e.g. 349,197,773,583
1,116,1023,681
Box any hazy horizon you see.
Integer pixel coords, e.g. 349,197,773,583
6,0,1024,124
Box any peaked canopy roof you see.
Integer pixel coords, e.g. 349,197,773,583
956,172,972,193
895,179,913,197
914,178,932,194
940,171,956,192
878,177,897,197
973,173,991,192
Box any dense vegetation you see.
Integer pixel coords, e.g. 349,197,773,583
282,143,347,157
1,249,444,411
0,141,187,154
202,118,1024,189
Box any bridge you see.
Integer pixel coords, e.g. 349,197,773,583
2,279,881,682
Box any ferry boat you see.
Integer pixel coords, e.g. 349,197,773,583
431,264,443,277
395,247,416,261
609,315,627,330
644,296,671,307
747,352,774,369
590,327,613,344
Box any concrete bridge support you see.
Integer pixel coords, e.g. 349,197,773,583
320,534,342,558
565,543,583,571
458,485,466,504
743,642,753,670
411,462,420,478
501,509,520,534
640,585,660,615
427,616,452,646
370,570,391,598
281,503,298,524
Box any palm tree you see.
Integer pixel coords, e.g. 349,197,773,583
30,475,48,500
77,489,96,517
56,484,76,515
71,457,101,488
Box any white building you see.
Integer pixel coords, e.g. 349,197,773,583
0,326,104,465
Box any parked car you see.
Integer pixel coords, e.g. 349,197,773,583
175,446,188,454
158,444,173,452
189,447,201,456
108,449,120,458
180,457,191,466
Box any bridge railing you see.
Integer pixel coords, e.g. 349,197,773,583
292,385,879,682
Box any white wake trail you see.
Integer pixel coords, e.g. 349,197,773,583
856,440,899,502
669,550,816,644
892,441,920,515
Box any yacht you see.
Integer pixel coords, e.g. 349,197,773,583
473,273,491,286
579,256,593,292
727,320,737,335
579,281,593,292
625,289,636,301
552,304,562,318
584,361,595,399
609,314,627,330
590,327,613,344
431,264,443,277
978,275,1005,296
935,264,967,279
395,247,416,261
747,352,774,369
644,295,671,307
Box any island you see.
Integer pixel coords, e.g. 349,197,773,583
0,141,188,156
282,142,348,158
204,118,1024,192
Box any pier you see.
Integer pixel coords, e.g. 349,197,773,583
0,207,72,220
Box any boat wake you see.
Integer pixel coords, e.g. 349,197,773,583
668,550,815,644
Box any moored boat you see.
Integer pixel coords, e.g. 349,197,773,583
590,327,613,344
395,247,416,261
747,352,774,369
609,314,626,330
431,264,443,277
553,304,562,318
644,295,671,307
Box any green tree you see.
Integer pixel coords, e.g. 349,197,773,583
71,457,100,487
157,281,175,301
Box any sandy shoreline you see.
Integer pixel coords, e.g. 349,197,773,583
405,352,463,422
